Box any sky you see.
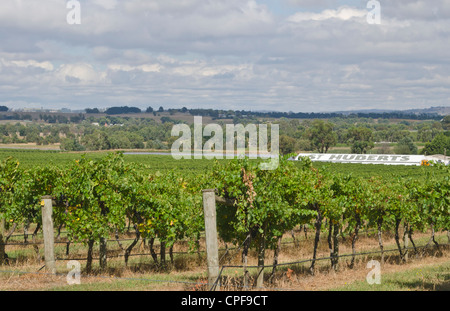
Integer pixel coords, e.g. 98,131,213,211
0,0,449,113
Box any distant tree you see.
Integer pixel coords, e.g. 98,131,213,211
0,106,8,112
106,106,142,115
85,108,100,114
158,106,164,112
108,132,132,150
146,106,154,113
127,132,145,149
147,139,168,150
418,127,433,142
81,131,111,150
279,135,297,155
60,138,86,152
377,142,391,154
180,107,188,113
422,133,450,155
70,114,84,123
25,127,41,144
432,121,443,130
348,127,374,154
394,137,418,155
442,115,450,131
57,115,69,124
160,117,183,124
307,120,337,153
296,139,314,152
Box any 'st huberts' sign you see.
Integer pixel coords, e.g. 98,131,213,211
294,153,429,166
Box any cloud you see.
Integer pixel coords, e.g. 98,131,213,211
3,59,54,71
284,0,339,9
382,0,450,21
93,0,119,10
108,63,162,73
0,0,449,112
56,63,107,84
286,6,367,22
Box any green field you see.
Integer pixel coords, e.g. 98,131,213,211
0,149,213,174
0,149,444,180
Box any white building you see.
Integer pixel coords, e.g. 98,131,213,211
294,153,450,166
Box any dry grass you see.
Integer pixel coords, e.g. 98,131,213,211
269,250,450,291
0,143,61,150
0,228,448,291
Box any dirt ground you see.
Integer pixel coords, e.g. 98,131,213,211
0,230,448,291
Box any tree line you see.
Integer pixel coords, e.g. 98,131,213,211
1,109,449,155
82,106,444,121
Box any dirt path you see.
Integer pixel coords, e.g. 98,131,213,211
284,253,450,291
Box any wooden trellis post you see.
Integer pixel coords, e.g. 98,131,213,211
0,217,5,265
41,196,56,274
202,189,220,291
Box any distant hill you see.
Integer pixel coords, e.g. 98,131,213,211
401,106,450,116
335,106,449,116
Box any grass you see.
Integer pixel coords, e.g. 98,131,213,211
0,267,206,291
1,227,449,291
332,260,450,291
0,149,446,180
47,270,206,291
0,149,222,173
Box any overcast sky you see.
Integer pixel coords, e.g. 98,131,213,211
0,0,449,113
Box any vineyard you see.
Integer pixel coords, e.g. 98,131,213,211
0,152,449,290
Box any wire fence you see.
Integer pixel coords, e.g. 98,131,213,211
222,242,450,270
209,241,450,291
0,225,382,258
0,267,299,291
0,225,320,263
1,236,447,291
2,228,448,264
1,237,227,261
